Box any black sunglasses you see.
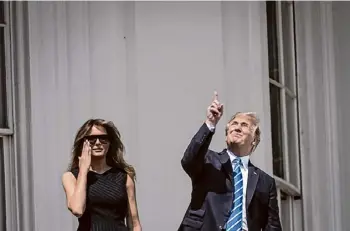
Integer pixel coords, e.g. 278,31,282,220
84,134,110,145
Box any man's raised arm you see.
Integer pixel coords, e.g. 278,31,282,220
181,92,224,179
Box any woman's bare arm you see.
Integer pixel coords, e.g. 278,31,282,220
126,174,142,231
62,140,91,217
62,169,88,217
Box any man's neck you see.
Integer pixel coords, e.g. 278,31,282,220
228,146,250,157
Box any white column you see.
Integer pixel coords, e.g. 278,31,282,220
332,2,350,231
12,2,35,231
295,2,342,231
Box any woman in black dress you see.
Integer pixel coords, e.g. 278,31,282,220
62,119,142,231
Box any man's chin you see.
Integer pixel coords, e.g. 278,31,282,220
231,138,242,144
228,140,244,147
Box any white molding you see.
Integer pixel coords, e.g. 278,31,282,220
303,4,320,230
0,128,13,135
11,2,35,231
320,2,342,231
4,1,13,131
274,176,301,196
293,2,316,231
1,2,18,231
1,137,16,231
6,1,18,229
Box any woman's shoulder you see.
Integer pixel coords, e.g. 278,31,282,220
61,169,78,184
108,166,129,182
110,166,127,176
68,167,79,178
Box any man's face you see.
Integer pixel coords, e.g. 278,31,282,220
226,114,255,150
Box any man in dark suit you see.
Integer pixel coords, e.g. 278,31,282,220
179,92,282,231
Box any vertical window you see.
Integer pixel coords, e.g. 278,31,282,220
266,1,303,231
0,0,8,129
0,2,14,230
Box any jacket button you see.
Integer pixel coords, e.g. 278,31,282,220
218,225,223,230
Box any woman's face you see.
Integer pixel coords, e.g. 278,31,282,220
84,125,110,157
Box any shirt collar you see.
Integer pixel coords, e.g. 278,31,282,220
226,149,250,170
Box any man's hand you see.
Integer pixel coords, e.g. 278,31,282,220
206,91,223,127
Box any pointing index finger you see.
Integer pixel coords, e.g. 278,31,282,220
213,91,219,101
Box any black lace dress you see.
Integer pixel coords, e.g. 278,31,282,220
71,167,128,231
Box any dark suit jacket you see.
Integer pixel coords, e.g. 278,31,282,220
178,123,282,231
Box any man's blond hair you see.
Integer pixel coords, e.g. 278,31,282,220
225,112,261,153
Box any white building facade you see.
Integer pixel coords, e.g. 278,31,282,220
0,1,348,231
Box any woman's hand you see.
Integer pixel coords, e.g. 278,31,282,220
79,140,91,172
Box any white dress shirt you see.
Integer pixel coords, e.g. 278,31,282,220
206,122,249,231
226,149,249,231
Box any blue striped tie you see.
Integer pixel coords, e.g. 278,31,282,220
226,158,243,231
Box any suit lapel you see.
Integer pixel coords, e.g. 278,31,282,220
218,149,233,182
219,151,259,207
246,162,259,208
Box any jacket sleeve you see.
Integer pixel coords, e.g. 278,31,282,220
181,123,214,180
264,178,282,231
